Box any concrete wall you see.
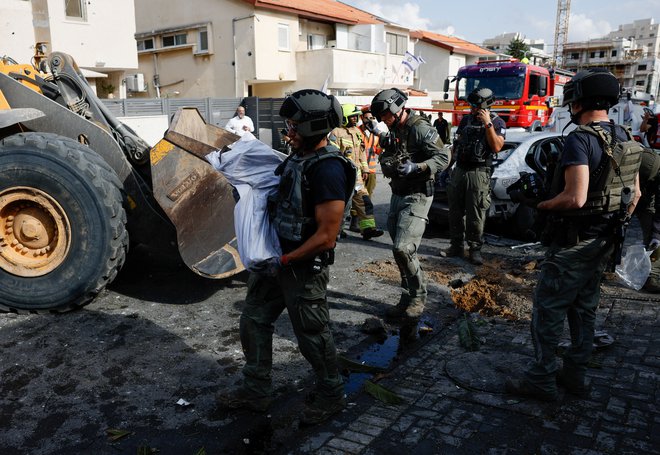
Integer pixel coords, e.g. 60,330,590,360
134,0,252,98
252,10,298,84
1,0,35,63
46,0,137,70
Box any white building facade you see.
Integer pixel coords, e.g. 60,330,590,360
1,0,140,98
562,18,660,100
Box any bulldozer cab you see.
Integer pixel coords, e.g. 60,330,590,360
0,49,244,312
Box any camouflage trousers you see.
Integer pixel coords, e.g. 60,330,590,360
525,236,614,393
447,166,491,251
239,265,343,401
387,192,432,304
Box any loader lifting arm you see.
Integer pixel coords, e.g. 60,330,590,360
0,50,244,312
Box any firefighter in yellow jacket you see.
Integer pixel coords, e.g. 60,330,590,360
359,105,382,197
330,104,384,240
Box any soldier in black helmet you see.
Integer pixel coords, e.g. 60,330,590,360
505,69,643,401
218,89,356,425
444,87,506,265
370,88,449,320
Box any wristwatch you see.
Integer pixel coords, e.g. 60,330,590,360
486,122,493,129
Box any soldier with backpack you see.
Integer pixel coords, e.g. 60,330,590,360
505,69,643,402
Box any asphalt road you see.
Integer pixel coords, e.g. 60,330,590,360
0,172,447,454
0,171,644,454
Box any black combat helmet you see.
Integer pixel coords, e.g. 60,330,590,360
279,89,342,137
467,88,494,109
370,88,408,122
562,68,620,109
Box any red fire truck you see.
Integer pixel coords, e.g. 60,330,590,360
447,59,572,131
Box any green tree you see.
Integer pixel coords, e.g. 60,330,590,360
506,36,530,61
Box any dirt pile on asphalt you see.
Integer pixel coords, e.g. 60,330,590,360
452,259,536,320
358,257,537,321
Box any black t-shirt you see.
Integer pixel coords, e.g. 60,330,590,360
561,122,629,170
560,121,629,236
307,158,348,208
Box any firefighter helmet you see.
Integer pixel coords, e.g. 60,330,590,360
370,88,408,121
467,88,494,109
562,68,620,109
341,103,361,127
279,89,342,137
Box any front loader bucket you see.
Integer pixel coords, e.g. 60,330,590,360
150,108,244,279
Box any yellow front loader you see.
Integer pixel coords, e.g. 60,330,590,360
0,50,243,312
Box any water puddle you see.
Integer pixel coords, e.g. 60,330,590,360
343,315,437,395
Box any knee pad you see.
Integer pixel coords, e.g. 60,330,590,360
393,247,417,276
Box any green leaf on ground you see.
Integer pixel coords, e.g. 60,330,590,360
194,448,207,455
364,380,405,405
106,428,133,442
137,445,159,454
458,315,480,351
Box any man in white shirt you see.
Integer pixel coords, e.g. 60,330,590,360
225,106,254,137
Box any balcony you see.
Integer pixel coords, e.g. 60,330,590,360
296,47,389,91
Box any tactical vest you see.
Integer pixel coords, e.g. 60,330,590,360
380,112,441,180
550,123,643,217
271,146,356,242
639,147,660,188
454,113,498,167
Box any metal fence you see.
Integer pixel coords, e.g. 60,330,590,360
102,96,288,152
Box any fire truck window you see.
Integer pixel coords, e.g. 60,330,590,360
528,74,540,97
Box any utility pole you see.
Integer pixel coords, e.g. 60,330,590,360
553,0,571,68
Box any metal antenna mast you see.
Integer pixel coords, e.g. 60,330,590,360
553,0,571,67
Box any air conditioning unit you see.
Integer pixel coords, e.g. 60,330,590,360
326,40,336,48
125,73,147,92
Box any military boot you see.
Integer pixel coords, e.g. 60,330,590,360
385,295,409,320
556,369,589,398
469,249,484,265
404,297,425,318
300,394,346,426
441,244,465,258
362,227,384,240
643,269,660,293
216,387,272,413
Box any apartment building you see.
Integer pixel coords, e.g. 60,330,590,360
482,32,551,66
1,0,140,98
562,18,660,99
133,0,419,98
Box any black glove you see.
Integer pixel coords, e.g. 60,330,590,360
365,119,379,133
397,161,420,177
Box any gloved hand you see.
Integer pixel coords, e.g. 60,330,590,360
397,161,420,177
648,238,660,252
366,119,382,134
378,131,394,149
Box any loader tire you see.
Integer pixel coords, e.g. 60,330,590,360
0,132,128,312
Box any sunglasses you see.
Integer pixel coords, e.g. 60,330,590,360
285,120,299,132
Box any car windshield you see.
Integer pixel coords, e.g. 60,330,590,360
457,76,524,100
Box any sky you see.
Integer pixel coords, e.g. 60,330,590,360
352,0,660,52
